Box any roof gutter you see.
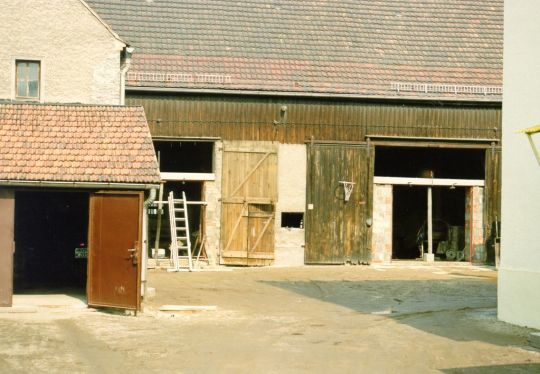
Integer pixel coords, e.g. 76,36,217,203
0,180,160,190
126,86,503,104
120,47,135,105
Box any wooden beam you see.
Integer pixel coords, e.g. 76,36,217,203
373,177,485,187
161,172,215,181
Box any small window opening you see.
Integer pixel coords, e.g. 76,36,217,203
16,60,40,100
281,212,304,228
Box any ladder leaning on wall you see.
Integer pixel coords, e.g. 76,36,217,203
167,191,193,272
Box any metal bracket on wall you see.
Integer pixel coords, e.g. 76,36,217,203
273,105,288,126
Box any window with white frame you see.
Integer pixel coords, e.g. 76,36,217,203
15,60,40,100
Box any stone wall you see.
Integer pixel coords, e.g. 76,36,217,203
0,0,125,105
204,141,223,266
464,186,484,262
371,184,393,263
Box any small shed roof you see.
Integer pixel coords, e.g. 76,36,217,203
0,103,161,185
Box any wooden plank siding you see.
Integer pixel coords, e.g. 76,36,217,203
220,141,278,266
483,146,502,262
126,93,502,143
305,144,372,264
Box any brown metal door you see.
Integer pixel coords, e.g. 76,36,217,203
88,191,143,310
220,141,278,266
305,144,372,264
0,190,15,307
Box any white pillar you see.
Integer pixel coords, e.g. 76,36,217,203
424,187,435,262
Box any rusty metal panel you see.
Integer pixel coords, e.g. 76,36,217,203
305,144,371,264
127,94,501,143
87,191,143,310
0,190,15,307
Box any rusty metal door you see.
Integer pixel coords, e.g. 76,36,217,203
220,141,277,266
305,144,372,264
88,191,143,310
0,190,15,307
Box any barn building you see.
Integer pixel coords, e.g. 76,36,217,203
86,0,503,267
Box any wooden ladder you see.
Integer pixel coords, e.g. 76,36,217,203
167,191,193,272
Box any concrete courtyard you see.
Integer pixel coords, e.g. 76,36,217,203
0,264,539,373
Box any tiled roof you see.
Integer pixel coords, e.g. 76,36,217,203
0,103,161,185
86,0,503,102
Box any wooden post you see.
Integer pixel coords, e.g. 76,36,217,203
0,190,15,307
153,183,164,265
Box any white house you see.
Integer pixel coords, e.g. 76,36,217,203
499,0,540,329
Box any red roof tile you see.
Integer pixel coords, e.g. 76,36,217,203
0,103,161,185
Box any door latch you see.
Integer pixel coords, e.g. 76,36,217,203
127,242,139,265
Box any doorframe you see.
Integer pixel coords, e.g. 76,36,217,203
0,189,15,307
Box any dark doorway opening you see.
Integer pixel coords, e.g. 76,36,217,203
154,140,214,173
392,186,466,260
149,181,204,258
14,191,89,292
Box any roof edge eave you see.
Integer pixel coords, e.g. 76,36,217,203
0,179,160,190
126,85,503,104
79,0,128,46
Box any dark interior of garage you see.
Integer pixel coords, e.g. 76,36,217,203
392,186,465,260
14,191,89,291
375,146,485,179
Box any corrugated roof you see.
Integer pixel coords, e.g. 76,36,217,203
85,0,503,101
0,103,161,184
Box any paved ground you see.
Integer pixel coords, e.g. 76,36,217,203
1,264,539,373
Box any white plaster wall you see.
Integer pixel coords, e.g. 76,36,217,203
499,1,540,329
274,144,306,266
0,0,125,105
372,184,392,263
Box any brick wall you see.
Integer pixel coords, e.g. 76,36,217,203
372,184,393,263
464,186,484,262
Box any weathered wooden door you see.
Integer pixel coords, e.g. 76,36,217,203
88,191,142,310
305,144,373,264
0,190,15,307
220,141,278,266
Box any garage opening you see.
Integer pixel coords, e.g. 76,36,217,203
14,191,89,292
150,139,214,261
392,186,465,260
374,146,483,262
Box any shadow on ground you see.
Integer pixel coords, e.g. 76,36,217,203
261,279,531,347
441,363,540,373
